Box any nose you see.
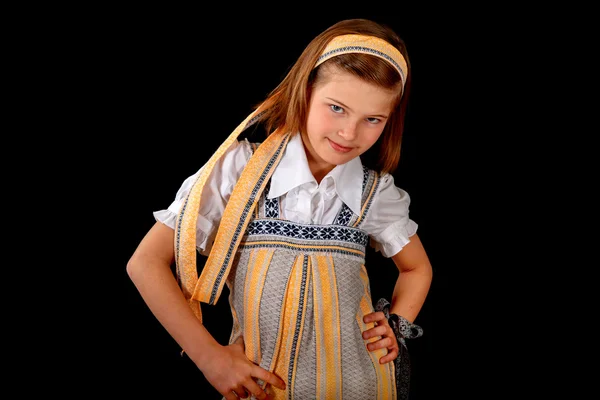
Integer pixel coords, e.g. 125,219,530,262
337,122,358,141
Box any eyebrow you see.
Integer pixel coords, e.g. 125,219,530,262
325,97,389,119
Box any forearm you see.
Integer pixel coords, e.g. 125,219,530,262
127,257,220,366
389,266,432,323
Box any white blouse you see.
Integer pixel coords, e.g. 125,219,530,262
154,133,418,258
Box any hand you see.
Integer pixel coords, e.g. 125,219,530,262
362,311,399,364
197,337,286,400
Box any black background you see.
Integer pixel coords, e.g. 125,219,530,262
79,6,535,399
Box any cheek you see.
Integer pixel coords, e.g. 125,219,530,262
307,108,338,137
361,128,385,148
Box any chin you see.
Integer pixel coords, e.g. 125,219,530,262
322,150,356,166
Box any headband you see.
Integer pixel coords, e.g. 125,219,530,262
175,33,407,323
315,34,407,90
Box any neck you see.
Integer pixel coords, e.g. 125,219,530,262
300,133,334,184
309,162,333,185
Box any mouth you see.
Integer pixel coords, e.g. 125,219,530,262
328,138,353,153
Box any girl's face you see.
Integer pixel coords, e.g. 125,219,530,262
302,68,397,174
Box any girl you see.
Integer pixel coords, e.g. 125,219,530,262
127,18,433,400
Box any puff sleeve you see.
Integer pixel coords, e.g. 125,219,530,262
153,139,253,256
362,173,419,258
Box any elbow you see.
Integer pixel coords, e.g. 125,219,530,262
401,261,433,283
126,257,135,280
425,260,433,277
420,260,433,281
126,250,173,283
126,254,143,281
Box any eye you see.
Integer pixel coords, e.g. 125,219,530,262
366,117,382,124
330,104,344,114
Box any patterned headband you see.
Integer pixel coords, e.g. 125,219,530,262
315,34,408,90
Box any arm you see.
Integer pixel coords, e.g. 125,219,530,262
363,173,432,321
127,222,286,399
126,221,221,364
127,138,253,359
363,233,432,364
388,233,432,323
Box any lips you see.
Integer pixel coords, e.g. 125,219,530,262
328,138,353,153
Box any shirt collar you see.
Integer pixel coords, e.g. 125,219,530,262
268,133,364,215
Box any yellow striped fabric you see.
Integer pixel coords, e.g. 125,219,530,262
358,265,396,400
269,255,310,400
174,108,264,321
243,248,274,364
313,254,343,399
192,129,290,308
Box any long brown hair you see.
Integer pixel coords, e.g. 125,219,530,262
253,18,411,175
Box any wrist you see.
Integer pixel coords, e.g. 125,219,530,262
388,313,423,340
188,340,222,370
374,298,423,341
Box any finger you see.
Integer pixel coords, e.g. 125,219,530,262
362,325,388,340
379,348,399,364
253,367,286,391
233,386,249,399
367,336,392,351
223,391,238,400
244,378,269,400
363,311,385,324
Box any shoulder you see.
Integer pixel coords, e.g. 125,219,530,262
213,138,256,171
246,139,263,155
360,168,406,199
361,170,412,224
228,138,256,158
373,171,409,200
361,171,418,257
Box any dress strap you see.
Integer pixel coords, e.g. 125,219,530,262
332,166,380,228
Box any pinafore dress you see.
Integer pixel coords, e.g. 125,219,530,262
219,142,396,400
